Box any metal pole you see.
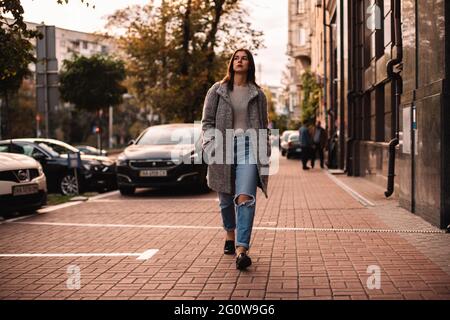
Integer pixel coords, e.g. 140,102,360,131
0,97,2,140
323,0,328,131
109,106,113,149
43,26,49,138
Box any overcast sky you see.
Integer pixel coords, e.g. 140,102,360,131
21,0,288,87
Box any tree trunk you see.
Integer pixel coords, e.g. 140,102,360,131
1,90,10,139
181,0,192,122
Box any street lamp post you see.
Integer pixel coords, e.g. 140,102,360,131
109,105,113,149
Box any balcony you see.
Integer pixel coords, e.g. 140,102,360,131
287,43,311,60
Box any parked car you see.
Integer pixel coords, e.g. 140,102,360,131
280,130,296,156
0,138,117,195
0,152,47,214
115,123,208,195
285,132,302,159
75,145,108,156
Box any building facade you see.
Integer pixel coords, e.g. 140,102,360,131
287,0,313,121
307,0,449,228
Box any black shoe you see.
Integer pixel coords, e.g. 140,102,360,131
236,252,252,270
224,240,235,255
303,167,310,170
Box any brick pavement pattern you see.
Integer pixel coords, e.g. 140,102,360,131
0,154,449,300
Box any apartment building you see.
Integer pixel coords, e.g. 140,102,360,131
287,0,313,121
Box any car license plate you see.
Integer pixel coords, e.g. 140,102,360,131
139,170,167,177
12,184,39,196
296,148,302,152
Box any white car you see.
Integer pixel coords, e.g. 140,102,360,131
0,152,47,214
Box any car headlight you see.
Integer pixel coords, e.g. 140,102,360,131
116,156,127,166
37,164,44,176
101,159,114,166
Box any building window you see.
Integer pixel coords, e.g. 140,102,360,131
375,85,385,141
297,0,305,14
374,0,384,59
298,28,306,46
82,41,88,49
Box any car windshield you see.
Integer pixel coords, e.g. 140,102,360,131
35,141,79,156
289,134,299,141
136,126,201,146
283,131,294,141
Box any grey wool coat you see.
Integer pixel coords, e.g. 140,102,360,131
200,81,271,198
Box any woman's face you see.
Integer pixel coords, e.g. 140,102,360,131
233,51,250,74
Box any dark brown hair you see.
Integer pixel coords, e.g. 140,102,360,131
221,48,260,91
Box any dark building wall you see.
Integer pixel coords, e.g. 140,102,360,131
398,0,448,228
346,0,394,188
338,0,449,228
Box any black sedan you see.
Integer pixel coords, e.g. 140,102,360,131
115,123,208,195
75,145,108,156
0,138,117,195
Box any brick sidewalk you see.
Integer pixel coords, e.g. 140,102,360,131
0,154,449,300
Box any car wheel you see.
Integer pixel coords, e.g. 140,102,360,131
286,152,292,159
59,174,80,196
119,186,135,196
19,206,41,215
281,150,286,156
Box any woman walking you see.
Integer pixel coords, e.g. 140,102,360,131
201,49,271,270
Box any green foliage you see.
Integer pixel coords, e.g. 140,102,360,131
113,95,150,144
6,80,36,138
271,114,289,132
106,0,264,123
59,55,126,111
300,70,322,125
262,87,276,123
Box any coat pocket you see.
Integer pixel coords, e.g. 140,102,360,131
202,136,216,162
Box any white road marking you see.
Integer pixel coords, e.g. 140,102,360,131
89,198,219,202
0,249,159,261
11,221,446,234
38,201,84,213
13,221,221,230
87,190,120,200
37,191,120,213
326,172,376,207
137,249,159,260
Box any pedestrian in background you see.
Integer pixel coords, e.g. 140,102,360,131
311,121,327,169
299,121,313,170
201,48,271,270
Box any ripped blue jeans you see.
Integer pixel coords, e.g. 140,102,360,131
218,133,258,250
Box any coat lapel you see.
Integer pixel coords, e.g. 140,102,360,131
216,82,232,105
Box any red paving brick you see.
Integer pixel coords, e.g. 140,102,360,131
0,155,449,300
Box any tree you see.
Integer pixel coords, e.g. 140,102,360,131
105,0,264,123
59,54,126,150
300,70,322,125
0,28,35,138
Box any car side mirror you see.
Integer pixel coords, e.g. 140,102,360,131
33,153,47,162
128,140,135,146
